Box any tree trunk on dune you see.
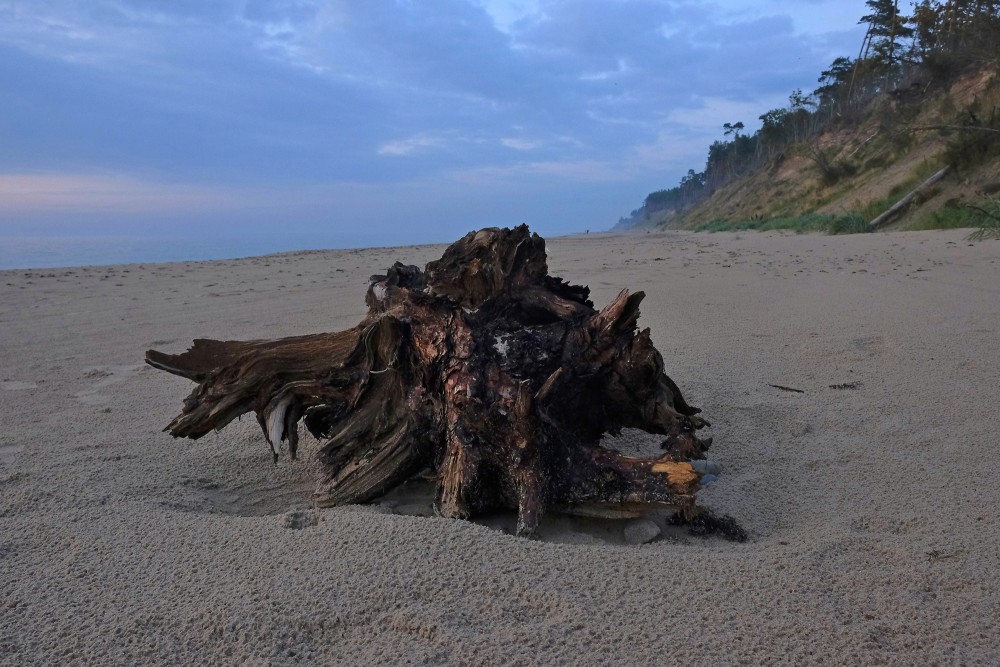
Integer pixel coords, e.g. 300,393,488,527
147,225,732,538
869,165,952,230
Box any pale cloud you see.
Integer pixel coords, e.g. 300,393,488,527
522,160,626,181
500,137,541,150
0,170,443,227
377,134,446,156
631,130,712,173
0,173,242,214
630,95,790,171
471,0,545,34
579,58,629,82
501,135,585,151
661,95,792,135
0,7,99,63
556,135,585,148
585,110,654,127
448,159,628,185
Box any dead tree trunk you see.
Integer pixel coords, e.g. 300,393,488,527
869,165,951,230
147,226,718,536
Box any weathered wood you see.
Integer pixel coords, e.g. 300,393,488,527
908,125,1000,134
147,225,725,537
869,165,952,230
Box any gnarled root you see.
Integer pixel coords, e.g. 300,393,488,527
148,225,723,537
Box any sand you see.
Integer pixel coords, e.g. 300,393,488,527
1,229,998,665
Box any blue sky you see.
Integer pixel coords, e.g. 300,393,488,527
0,0,869,251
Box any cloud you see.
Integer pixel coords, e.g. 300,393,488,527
448,158,628,185
0,172,242,214
471,0,545,34
500,137,541,150
579,58,629,82
0,0,870,242
377,134,448,156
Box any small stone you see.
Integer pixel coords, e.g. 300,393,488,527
690,459,723,475
624,518,662,545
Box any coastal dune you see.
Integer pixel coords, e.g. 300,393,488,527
1,229,998,665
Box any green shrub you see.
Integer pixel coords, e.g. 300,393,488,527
966,197,1000,241
827,214,870,234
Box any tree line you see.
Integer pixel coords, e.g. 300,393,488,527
624,0,1000,225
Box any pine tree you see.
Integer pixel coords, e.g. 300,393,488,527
859,0,915,71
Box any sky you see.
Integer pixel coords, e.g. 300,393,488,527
0,0,870,255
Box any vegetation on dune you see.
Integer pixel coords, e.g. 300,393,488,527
617,0,1000,236
965,194,1000,239
696,213,870,235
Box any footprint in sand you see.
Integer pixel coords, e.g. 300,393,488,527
851,334,900,357
0,443,24,465
164,475,317,517
1,381,38,391
74,364,146,406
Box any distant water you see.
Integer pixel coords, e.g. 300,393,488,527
0,235,339,270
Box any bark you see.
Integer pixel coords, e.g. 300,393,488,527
147,225,718,536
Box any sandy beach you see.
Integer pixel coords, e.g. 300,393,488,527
1,228,998,665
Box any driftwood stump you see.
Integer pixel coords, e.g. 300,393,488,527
147,226,719,536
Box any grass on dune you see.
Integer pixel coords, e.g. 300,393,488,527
696,213,870,235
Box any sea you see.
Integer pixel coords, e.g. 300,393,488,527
0,234,350,270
